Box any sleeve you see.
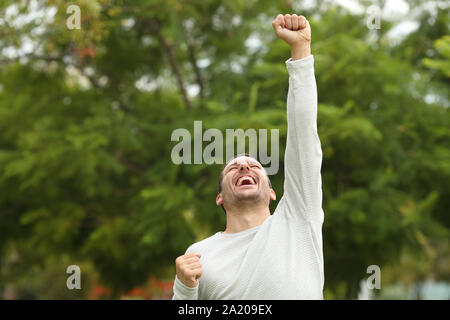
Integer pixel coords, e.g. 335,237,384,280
280,54,324,226
172,275,199,300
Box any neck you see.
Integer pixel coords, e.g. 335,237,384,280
223,203,271,234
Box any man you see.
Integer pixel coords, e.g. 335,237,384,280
172,13,324,299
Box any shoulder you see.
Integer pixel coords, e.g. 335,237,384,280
185,232,221,254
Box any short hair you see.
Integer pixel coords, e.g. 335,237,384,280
217,153,272,213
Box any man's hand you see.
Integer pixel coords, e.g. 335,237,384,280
272,14,311,60
175,252,202,288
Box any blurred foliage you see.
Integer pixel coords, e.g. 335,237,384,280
423,35,450,77
0,0,448,299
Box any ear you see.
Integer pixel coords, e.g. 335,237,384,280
216,193,223,206
269,188,276,201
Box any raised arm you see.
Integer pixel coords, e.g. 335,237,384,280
272,14,324,225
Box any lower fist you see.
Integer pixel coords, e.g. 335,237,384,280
175,252,202,288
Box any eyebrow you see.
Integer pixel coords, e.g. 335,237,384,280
224,160,262,172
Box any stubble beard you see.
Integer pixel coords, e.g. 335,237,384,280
226,185,268,210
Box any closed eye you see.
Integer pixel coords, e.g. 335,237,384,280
226,166,238,173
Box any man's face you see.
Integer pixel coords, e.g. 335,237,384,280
217,156,275,210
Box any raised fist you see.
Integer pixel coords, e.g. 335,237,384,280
175,252,202,288
272,14,311,47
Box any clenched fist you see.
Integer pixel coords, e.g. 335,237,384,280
175,252,202,288
272,14,311,46
272,14,311,60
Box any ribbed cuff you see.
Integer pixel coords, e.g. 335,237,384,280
285,55,314,89
286,54,314,71
173,275,198,300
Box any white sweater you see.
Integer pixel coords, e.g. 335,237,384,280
172,55,324,300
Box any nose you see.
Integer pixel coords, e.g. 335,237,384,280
238,162,250,172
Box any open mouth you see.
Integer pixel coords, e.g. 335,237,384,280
235,175,257,187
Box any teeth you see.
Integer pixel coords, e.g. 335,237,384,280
236,175,256,186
